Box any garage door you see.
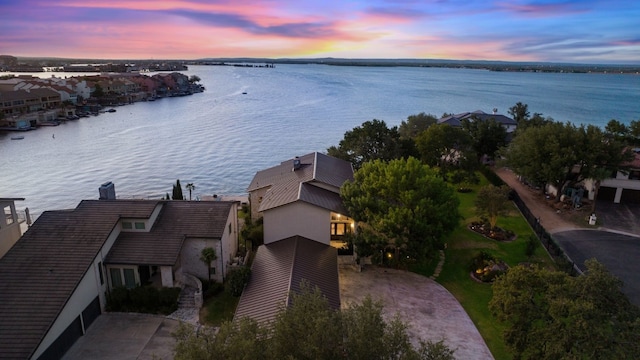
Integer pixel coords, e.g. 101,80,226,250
598,186,616,202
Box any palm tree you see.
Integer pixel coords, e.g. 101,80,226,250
200,247,217,281
186,183,195,201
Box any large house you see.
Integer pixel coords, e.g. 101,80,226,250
0,197,239,360
236,152,354,325
247,152,355,247
438,109,517,133
585,148,640,204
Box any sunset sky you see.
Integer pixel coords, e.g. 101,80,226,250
1,0,639,64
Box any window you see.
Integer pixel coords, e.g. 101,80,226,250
134,222,145,230
4,205,14,225
123,269,136,288
331,223,349,236
122,221,132,229
110,268,123,287
630,170,640,180
98,262,104,285
210,267,216,275
228,223,232,235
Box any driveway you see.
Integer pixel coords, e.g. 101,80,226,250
339,266,494,360
554,229,640,307
595,200,640,236
62,313,180,360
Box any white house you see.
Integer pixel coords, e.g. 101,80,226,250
0,198,238,359
585,148,640,204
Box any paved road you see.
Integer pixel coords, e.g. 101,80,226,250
554,230,640,307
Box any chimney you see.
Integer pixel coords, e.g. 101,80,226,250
293,156,301,171
99,181,116,200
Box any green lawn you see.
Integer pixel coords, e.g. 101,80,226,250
200,289,240,326
414,177,556,360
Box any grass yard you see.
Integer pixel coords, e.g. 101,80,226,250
200,289,240,326
413,176,557,360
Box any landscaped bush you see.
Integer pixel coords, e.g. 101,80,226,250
469,220,515,242
468,251,508,283
202,279,224,300
227,267,251,297
107,286,180,314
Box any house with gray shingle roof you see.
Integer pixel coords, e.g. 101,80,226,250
247,152,355,246
438,109,517,133
237,152,354,325
0,197,25,259
0,199,238,360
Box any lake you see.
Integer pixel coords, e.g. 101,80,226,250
1,64,639,219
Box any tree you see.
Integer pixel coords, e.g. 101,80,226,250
489,260,640,360
508,102,530,125
415,124,473,173
186,182,195,201
341,157,460,262
461,117,508,162
327,119,408,169
188,75,201,83
172,179,184,200
174,283,456,359
398,112,438,139
92,83,104,98
199,247,217,281
475,185,511,229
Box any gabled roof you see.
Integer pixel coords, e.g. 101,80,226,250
0,200,158,360
105,201,234,265
248,152,354,212
437,110,516,127
233,236,340,325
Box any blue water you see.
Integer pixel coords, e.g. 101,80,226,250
1,64,639,218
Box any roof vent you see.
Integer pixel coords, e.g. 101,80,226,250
99,181,116,200
493,108,498,114
293,157,301,171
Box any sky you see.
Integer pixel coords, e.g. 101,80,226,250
1,0,639,64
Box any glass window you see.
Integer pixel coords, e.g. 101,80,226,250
123,269,136,288
134,222,145,230
210,267,216,275
110,268,123,288
98,262,104,285
122,221,132,229
4,206,14,225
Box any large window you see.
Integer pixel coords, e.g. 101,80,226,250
110,267,137,289
4,205,14,226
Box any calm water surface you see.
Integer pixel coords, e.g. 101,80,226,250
1,65,639,218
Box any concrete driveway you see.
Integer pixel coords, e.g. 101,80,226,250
595,201,640,236
62,313,179,360
339,266,493,360
554,229,640,307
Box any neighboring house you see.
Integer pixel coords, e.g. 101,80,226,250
0,197,24,259
438,109,517,133
585,148,640,204
236,153,354,325
0,198,238,360
247,152,355,248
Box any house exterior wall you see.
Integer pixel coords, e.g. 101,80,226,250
263,201,329,245
249,186,270,220
161,266,174,287
31,254,106,359
181,238,222,283
221,202,238,278
0,200,22,259
585,170,640,203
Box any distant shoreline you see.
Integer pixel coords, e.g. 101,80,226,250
3,56,640,75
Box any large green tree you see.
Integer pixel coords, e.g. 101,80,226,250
398,112,438,139
172,179,184,200
327,119,410,169
174,284,455,360
461,117,508,161
341,157,460,262
508,102,530,125
415,123,474,173
490,260,640,360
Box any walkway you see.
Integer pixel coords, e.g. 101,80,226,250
339,266,494,360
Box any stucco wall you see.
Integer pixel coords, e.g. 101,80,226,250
181,238,223,283
263,201,329,245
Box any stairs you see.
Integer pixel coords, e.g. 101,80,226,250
177,286,197,308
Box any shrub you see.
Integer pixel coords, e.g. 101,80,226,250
227,267,251,297
107,286,129,311
203,281,224,299
469,251,508,282
525,234,538,258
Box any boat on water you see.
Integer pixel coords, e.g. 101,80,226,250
11,136,24,140
106,108,116,113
